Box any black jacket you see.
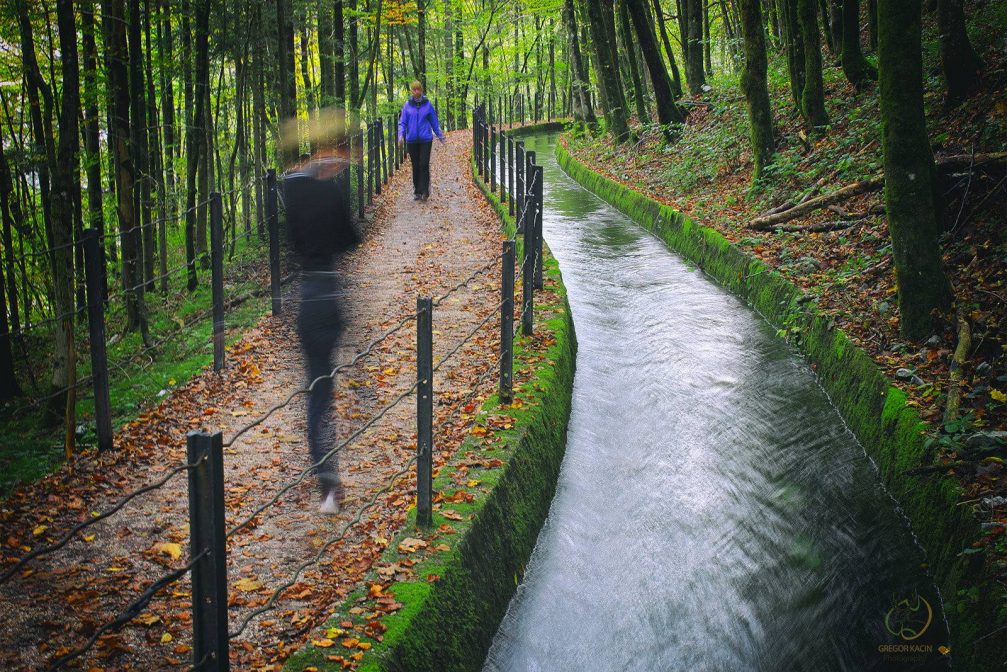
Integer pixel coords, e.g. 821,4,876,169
282,164,360,270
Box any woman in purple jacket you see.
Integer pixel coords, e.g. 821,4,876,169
398,80,445,201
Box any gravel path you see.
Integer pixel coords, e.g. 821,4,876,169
0,130,507,670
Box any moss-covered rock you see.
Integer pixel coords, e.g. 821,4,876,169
556,139,1004,671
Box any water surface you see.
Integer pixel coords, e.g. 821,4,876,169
483,134,950,672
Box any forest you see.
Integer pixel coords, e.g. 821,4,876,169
2,0,1007,668
1,0,1005,520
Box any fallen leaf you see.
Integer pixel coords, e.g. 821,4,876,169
397,537,427,553
151,542,182,560
233,577,263,592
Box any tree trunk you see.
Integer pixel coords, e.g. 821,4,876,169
159,0,176,212
318,0,335,108
105,0,150,336
685,0,706,94
829,0,843,59
782,0,806,111
878,0,953,340
619,0,649,123
652,0,684,99
797,0,829,129
740,0,775,180
276,0,298,165
0,129,21,400
0,142,21,338
703,0,714,76
144,0,168,292
818,0,834,52
335,0,346,134
565,0,597,123
81,0,105,238
867,0,877,50
128,0,153,291
626,0,685,138
183,0,210,289
586,0,632,141
52,0,81,439
418,0,427,88
841,0,877,87
937,0,983,107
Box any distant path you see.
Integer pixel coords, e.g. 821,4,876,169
0,131,505,670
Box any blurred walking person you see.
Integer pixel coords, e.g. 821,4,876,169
398,80,446,201
282,150,360,514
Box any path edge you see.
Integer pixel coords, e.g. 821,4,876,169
555,139,1005,670
282,128,576,672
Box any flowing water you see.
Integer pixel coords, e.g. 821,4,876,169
482,133,951,672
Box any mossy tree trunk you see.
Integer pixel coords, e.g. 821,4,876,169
585,0,631,141
782,0,806,112
797,0,829,130
841,0,877,88
937,0,983,107
684,0,706,94
740,0,775,181
626,0,685,140
878,0,953,340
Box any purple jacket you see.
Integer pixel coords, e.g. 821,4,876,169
398,96,444,143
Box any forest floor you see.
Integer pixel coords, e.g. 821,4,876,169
0,130,517,670
562,4,1007,600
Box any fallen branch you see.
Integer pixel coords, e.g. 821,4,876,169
769,217,868,233
944,313,972,425
936,151,1007,171
749,178,884,229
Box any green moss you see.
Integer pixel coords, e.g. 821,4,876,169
283,132,577,672
556,139,1006,671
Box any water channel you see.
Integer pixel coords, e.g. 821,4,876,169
482,133,951,672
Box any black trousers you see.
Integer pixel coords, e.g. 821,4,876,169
407,141,433,196
296,272,345,496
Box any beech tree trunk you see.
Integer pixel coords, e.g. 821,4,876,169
782,0,806,111
740,0,775,180
797,0,829,129
564,0,597,123
685,0,706,94
937,0,983,107
626,0,685,138
652,0,684,99
878,0,953,340
840,0,877,88
586,0,631,141
619,0,649,123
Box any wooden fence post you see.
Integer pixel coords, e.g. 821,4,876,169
187,430,229,672
500,240,515,404
416,297,433,528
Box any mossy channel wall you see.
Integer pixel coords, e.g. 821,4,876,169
556,140,1005,670
284,121,576,672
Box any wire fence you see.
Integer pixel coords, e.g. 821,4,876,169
0,110,547,671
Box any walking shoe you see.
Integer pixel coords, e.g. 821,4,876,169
413,193,421,201
319,490,340,514
421,194,429,202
